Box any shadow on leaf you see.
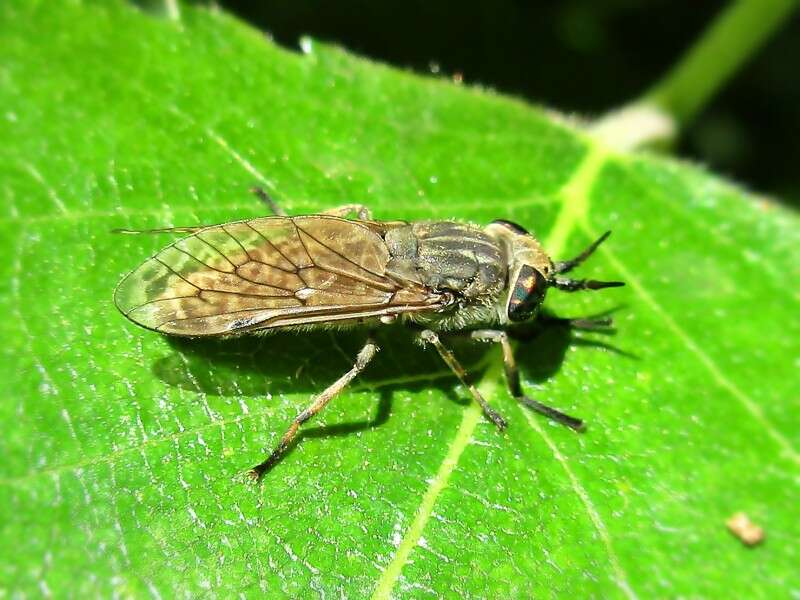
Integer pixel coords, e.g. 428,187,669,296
149,311,632,467
152,310,629,405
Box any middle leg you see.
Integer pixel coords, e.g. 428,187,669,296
419,329,508,430
470,329,584,431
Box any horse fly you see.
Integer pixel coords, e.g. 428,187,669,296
114,189,624,480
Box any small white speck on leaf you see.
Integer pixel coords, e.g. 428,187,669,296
726,512,764,546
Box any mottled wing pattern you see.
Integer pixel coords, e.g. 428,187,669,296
114,216,442,336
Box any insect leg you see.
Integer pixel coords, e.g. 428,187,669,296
250,186,287,216
320,204,373,220
470,329,585,431
250,186,371,220
553,230,612,274
248,337,379,480
552,277,625,292
418,330,508,430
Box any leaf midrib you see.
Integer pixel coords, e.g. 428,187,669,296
368,136,799,597
369,144,640,599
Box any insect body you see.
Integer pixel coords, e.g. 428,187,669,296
115,190,623,479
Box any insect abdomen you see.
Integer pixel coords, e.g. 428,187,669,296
384,222,505,297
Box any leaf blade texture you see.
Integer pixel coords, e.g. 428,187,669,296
0,2,798,597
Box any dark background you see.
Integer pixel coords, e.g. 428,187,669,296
219,0,800,206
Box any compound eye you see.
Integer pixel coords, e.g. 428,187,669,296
507,265,547,322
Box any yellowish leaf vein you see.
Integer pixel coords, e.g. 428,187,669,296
584,221,799,465
372,143,635,598
371,360,500,600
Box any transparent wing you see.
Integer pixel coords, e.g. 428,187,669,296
114,215,442,336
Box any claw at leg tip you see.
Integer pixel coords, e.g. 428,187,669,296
246,467,264,483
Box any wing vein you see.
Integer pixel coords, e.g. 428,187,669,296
221,224,253,261
173,227,299,292
172,244,220,273
128,294,201,310
152,257,201,291
156,306,274,330
295,222,389,281
244,220,299,272
292,219,316,266
196,289,296,300
195,233,238,270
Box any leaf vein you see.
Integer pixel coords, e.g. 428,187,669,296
0,368,460,486
584,221,800,465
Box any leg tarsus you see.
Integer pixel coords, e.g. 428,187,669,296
249,186,372,221
470,329,584,431
247,421,301,480
551,231,624,292
321,204,372,220
250,186,287,216
247,338,379,480
419,329,507,430
552,277,625,292
554,230,611,274
518,396,585,431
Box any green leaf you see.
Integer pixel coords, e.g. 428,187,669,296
1,2,798,597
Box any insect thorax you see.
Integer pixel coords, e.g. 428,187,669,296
384,222,508,329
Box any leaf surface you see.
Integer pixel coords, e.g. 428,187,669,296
1,2,798,597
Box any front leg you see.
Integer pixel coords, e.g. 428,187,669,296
418,329,508,430
250,187,372,220
470,329,584,431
